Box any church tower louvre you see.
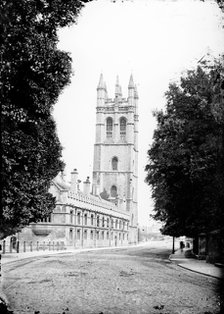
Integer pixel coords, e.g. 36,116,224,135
92,74,139,243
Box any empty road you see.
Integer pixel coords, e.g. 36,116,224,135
2,243,222,314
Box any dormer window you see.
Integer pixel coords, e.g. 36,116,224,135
106,117,113,138
112,156,118,170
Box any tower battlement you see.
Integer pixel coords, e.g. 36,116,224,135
97,74,139,109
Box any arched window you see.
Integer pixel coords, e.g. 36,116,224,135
70,210,73,224
84,213,87,225
120,117,126,138
111,185,117,198
97,215,100,227
69,229,73,240
91,214,94,225
77,212,81,224
106,117,113,138
102,216,105,227
112,156,118,170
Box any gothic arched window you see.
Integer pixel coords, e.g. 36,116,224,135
77,212,81,225
106,117,113,138
84,213,87,225
112,156,118,170
91,214,94,225
97,215,100,227
120,117,126,138
111,185,117,198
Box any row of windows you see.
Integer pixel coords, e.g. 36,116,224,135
70,211,128,229
70,229,128,241
40,210,129,230
106,117,126,138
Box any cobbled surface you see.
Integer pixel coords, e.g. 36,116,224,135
2,244,222,314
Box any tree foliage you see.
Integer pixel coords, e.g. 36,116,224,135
145,57,224,237
0,0,86,239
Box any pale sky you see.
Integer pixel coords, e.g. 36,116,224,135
54,0,224,227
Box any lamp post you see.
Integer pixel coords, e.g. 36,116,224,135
172,236,175,254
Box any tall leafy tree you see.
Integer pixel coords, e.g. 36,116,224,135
0,0,86,239
145,57,224,237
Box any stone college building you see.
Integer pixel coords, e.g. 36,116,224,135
17,74,139,249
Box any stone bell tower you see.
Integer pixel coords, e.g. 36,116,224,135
92,74,139,243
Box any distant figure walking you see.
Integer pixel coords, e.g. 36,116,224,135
180,241,185,252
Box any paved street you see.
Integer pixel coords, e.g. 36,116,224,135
2,243,222,314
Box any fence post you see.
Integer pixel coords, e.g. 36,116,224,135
16,240,19,253
37,241,39,251
30,241,32,252
23,241,26,253
3,240,6,254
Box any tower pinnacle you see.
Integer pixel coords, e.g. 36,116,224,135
128,74,134,89
97,73,104,89
115,75,122,98
97,73,107,106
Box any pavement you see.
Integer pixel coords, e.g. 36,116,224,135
169,248,224,280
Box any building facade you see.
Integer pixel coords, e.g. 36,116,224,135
9,75,139,249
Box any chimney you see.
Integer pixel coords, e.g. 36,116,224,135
70,169,78,193
83,176,91,195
